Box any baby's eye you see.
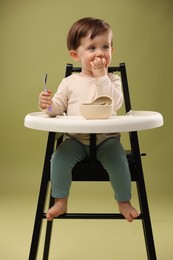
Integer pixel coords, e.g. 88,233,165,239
102,45,110,49
88,46,96,51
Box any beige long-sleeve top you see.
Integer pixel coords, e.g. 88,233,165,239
41,73,123,145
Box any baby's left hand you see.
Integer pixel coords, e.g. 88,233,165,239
90,57,107,79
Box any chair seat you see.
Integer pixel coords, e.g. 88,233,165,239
72,161,109,181
72,151,138,182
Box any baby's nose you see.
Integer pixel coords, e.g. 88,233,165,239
96,48,104,57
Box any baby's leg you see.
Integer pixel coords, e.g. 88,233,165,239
97,138,139,222
46,198,68,221
47,139,87,221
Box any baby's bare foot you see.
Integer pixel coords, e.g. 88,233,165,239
118,201,140,222
46,198,68,221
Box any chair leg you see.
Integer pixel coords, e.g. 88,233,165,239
28,165,49,260
43,196,54,260
136,169,157,260
131,132,157,260
29,132,56,260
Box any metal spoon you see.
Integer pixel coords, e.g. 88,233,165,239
43,73,51,111
43,73,48,91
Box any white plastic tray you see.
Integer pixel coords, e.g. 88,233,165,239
24,110,163,133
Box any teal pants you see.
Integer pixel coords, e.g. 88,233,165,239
51,137,131,202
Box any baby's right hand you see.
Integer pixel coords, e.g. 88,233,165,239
39,90,52,110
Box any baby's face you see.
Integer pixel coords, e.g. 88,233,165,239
75,31,113,75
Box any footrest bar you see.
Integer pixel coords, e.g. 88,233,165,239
43,213,142,220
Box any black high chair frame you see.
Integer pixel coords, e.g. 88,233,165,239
28,63,157,260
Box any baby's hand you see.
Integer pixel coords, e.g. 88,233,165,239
39,89,52,110
90,57,107,78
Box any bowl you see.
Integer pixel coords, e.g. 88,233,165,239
79,96,113,119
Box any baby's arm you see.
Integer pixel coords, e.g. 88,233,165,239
38,79,68,116
90,57,123,111
97,73,123,112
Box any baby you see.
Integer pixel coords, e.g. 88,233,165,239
39,17,139,222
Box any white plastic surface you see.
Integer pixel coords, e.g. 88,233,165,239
24,110,163,133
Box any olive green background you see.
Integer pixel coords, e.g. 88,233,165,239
0,0,172,259
1,0,172,195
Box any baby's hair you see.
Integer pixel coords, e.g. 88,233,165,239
67,17,113,50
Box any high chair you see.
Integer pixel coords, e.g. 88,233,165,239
28,63,157,260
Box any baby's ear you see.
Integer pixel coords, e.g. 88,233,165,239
69,50,80,61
